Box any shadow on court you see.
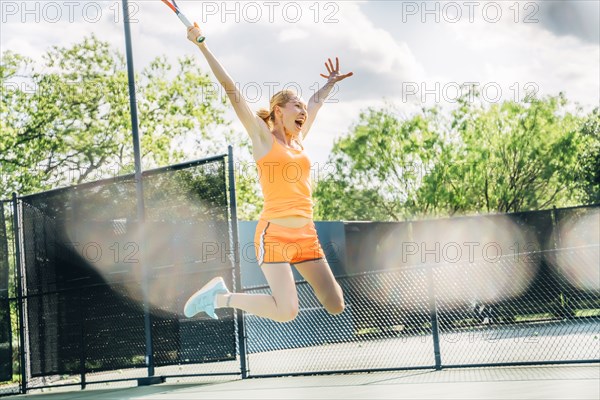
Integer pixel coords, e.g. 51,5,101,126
8,364,599,400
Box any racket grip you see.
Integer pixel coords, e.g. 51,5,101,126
193,22,205,43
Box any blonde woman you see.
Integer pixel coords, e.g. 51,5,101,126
183,24,353,322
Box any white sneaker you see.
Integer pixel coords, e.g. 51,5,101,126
183,277,230,319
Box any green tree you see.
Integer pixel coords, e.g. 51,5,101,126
573,108,600,204
0,35,242,199
313,103,442,221
314,92,597,221
417,92,589,215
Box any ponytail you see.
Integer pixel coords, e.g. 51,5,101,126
257,108,274,127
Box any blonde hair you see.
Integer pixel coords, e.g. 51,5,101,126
256,89,299,129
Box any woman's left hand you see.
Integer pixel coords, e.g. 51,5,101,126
320,57,353,83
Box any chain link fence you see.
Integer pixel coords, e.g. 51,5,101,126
1,159,598,396
0,199,24,396
2,154,242,395
242,206,599,377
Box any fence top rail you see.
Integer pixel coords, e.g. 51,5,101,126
341,203,600,225
550,203,600,212
16,153,228,202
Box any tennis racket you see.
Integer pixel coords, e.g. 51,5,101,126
161,0,205,43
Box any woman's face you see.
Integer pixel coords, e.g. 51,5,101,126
276,97,308,135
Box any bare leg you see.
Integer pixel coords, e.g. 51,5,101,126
294,258,345,315
215,263,299,322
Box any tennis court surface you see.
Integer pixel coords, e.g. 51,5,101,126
8,364,600,400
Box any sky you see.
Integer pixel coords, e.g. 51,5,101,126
1,0,599,167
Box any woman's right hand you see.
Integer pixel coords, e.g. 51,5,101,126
187,24,205,46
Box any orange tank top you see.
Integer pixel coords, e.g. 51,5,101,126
256,134,313,219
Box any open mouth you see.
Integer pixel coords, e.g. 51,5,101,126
295,119,305,129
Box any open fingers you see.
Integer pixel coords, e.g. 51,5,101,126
322,57,352,80
329,57,340,73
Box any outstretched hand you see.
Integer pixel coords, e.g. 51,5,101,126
320,57,353,83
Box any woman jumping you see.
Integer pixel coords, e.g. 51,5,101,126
183,24,353,322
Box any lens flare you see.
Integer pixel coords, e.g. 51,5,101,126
65,197,230,317
373,215,539,309
548,208,600,292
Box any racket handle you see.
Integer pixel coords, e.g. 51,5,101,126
181,15,206,43
191,21,205,43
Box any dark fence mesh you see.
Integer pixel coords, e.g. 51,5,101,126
142,163,235,367
0,203,12,382
244,206,599,376
18,157,235,381
1,200,21,396
8,167,599,392
244,270,434,375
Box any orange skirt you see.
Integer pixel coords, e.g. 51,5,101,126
254,219,325,266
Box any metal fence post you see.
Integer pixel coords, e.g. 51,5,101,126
12,193,27,394
121,0,154,378
227,146,248,379
78,286,86,390
551,206,573,319
427,265,442,370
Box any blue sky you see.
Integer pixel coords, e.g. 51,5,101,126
2,0,599,167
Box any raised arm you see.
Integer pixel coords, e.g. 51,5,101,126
187,26,268,144
302,57,353,139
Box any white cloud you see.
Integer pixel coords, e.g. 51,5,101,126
437,8,600,107
278,28,309,42
1,0,598,170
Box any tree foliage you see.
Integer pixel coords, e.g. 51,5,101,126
573,108,600,204
1,35,237,198
314,92,599,221
3,38,597,221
